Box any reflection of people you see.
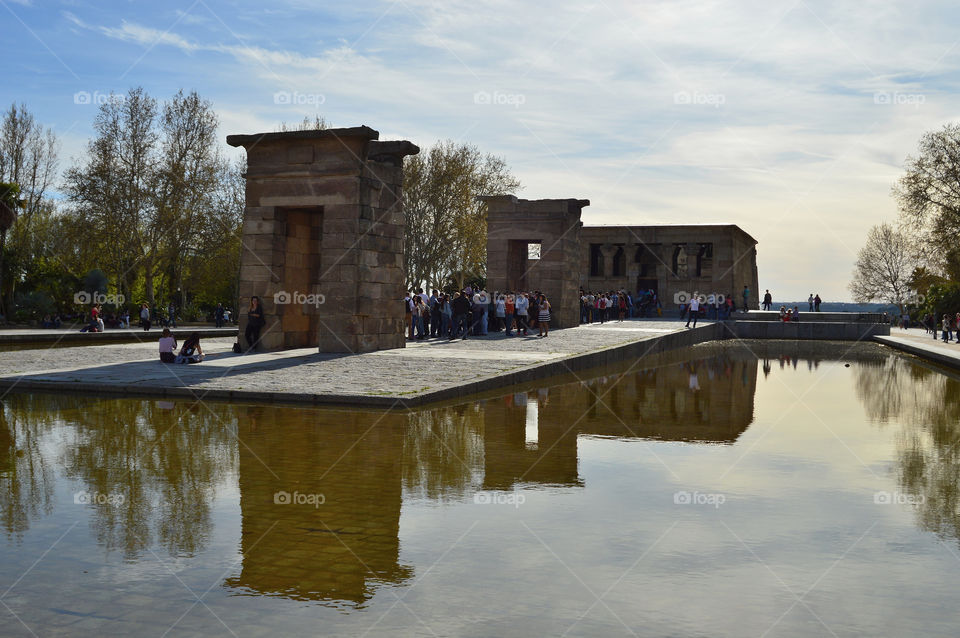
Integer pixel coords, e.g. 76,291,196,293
159,328,177,363
245,296,265,351
175,332,204,364
687,362,700,391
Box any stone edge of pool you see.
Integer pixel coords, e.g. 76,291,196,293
0,319,928,410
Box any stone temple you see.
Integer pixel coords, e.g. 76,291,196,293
484,195,760,328
229,127,758,353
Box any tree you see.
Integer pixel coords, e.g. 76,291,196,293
403,141,520,291
64,88,228,308
0,104,59,311
0,182,19,316
849,223,919,305
894,123,960,280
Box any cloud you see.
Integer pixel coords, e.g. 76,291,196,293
39,1,960,299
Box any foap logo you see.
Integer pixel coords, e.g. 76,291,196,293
874,490,924,506
273,290,325,307
902,291,926,306
474,490,526,508
74,491,125,506
74,291,125,305
73,91,125,106
673,291,725,305
273,90,325,106
473,90,526,108
673,90,725,108
274,490,325,508
673,490,726,508
873,91,925,107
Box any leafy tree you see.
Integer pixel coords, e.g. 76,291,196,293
403,141,520,291
0,104,59,311
0,182,20,316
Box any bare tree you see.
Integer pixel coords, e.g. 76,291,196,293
849,223,918,304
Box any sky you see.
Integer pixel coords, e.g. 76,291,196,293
3,0,959,302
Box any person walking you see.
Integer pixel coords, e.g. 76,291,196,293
762,290,772,311
537,295,552,337
685,295,701,328
245,296,265,352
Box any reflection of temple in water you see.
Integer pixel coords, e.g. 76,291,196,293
479,346,758,490
222,346,759,605
224,407,414,607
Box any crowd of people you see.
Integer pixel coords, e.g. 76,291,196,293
404,287,554,340
921,312,960,344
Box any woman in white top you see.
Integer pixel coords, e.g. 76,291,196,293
158,328,177,363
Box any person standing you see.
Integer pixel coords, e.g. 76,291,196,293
808,294,814,312
245,296,265,352
429,290,441,337
140,303,151,331
215,303,224,328
685,295,701,328
742,285,750,312
494,293,506,332
814,294,822,312
762,290,772,311
451,291,470,340
504,293,515,336
537,294,552,337
167,302,177,328
404,293,414,340
515,292,529,336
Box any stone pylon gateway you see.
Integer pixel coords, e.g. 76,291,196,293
481,195,589,329
227,127,418,353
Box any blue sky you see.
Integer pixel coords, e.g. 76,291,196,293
4,0,960,301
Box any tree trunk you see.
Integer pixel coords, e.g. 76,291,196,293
144,266,155,309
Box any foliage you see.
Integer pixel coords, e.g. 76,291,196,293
403,140,520,291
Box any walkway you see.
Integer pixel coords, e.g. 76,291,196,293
874,327,960,371
0,319,716,407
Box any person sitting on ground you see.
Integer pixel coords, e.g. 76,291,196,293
792,306,800,322
175,332,204,364
159,328,177,363
779,306,788,322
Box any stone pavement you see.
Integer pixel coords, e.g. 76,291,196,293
875,327,960,371
0,325,238,346
0,319,713,407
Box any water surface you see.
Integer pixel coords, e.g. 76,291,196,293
1,341,959,637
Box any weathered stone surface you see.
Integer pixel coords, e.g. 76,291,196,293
230,126,419,353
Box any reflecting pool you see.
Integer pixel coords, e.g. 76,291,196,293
1,341,959,636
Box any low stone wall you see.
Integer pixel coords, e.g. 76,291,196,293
720,321,889,340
